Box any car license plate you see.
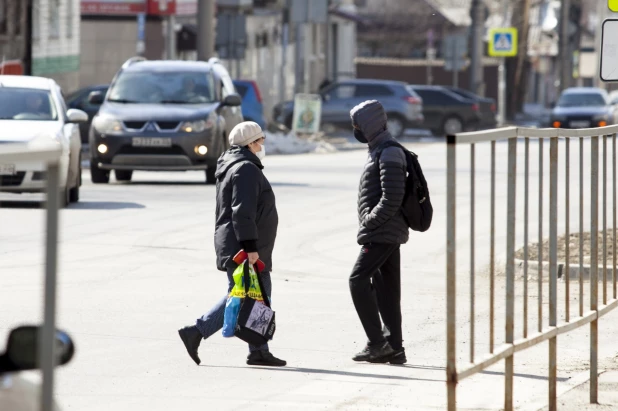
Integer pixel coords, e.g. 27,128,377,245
132,137,172,147
0,164,15,175
570,121,590,128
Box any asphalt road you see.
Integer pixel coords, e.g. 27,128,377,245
1,139,618,410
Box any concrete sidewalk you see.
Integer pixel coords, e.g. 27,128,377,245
538,370,618,410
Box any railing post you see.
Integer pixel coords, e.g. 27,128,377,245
447,135,457,411
41,162,60,411
505,136,517,411
549,137,559,410
591,135,599,404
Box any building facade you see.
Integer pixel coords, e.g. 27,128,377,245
33,0,81,92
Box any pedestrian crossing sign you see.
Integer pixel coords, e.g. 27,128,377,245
488,28,518,57
610,0,618,12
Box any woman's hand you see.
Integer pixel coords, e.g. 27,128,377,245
247,252,259,265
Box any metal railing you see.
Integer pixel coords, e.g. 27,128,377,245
0,141,63,411
446,126,618,411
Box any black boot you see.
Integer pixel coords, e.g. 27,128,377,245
178,325,202,365
247,350,287,367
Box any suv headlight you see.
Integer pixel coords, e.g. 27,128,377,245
180,120,213,133
92,116,123,134
593,114,609,121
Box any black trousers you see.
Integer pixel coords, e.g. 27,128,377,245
349,243,402,349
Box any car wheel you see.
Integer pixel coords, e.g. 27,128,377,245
206,167,216,185
115,170,133,182
285,114,294,130
69,154,81,203
442,116,464,136
386,116,405,138
90,160,110,184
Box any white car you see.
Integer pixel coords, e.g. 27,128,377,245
0,75,87,206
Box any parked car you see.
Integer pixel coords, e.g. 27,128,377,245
550,87,618,129
66,84,109,144
407,85,483,135
233,79,266,129
0,326,74,411
0,75,86,206
444,86,497,129
87,57,243,184
272,79,424,138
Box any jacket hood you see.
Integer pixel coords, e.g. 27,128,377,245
215,145,263,179
350,100,388,142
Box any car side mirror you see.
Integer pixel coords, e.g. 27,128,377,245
88,91,104,105
222,94,242,107
2,326,74,372
66,109,88,123
549,101,556,109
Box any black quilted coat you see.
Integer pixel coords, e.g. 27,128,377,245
352,100,409,245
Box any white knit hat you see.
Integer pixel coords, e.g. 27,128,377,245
229,121,265,147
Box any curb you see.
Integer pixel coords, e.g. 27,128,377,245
515,258,616,281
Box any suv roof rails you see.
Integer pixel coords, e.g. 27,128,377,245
122,56,147,69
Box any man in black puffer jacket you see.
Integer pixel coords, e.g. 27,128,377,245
349,100,409,364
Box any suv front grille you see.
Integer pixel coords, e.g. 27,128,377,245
123,121,147,130
156,121,180,130
0,172,26,186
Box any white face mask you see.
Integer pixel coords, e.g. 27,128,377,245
255,144,266,160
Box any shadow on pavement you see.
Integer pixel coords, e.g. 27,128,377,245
203,364,443,382
0,200,146,210
0,200,42,209
70,201,146,210
480,369,570,382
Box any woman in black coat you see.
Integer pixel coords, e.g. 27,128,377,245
178,121,286,367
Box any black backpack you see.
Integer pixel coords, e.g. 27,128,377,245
375,141,433,232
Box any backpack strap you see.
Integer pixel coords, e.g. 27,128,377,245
375,141,412,174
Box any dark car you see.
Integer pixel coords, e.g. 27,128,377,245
444,86,497,129
407,85,483,136
272,79,424,138
88,57,243,184
66,84,109,144
550,87,618,129
233,79,267,129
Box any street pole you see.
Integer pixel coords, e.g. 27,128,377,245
558,0,571,92
197,0,215,61
279,6,289,103
166,14,176,60
469,0,485,95
498,58,506,126
451,41,459,87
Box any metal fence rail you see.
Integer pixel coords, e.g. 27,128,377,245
0,142,62,411
446,126,618,411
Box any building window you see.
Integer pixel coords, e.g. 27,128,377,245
49,0,60,38
33,0,40,39
67,0,73,38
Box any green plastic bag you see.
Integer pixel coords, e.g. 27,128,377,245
229,262,264,301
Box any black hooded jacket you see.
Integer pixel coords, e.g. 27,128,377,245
351,100,409,245
214,146,278,272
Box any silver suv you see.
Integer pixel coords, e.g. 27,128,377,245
273,79,424,138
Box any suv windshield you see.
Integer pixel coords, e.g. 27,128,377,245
0,88,57,121
108,71,216,104
557,93,606,107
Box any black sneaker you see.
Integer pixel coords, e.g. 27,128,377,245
247,350,287,367
367,341,395,363
352,345,371,362
178,325,202,365
388,348,407,365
